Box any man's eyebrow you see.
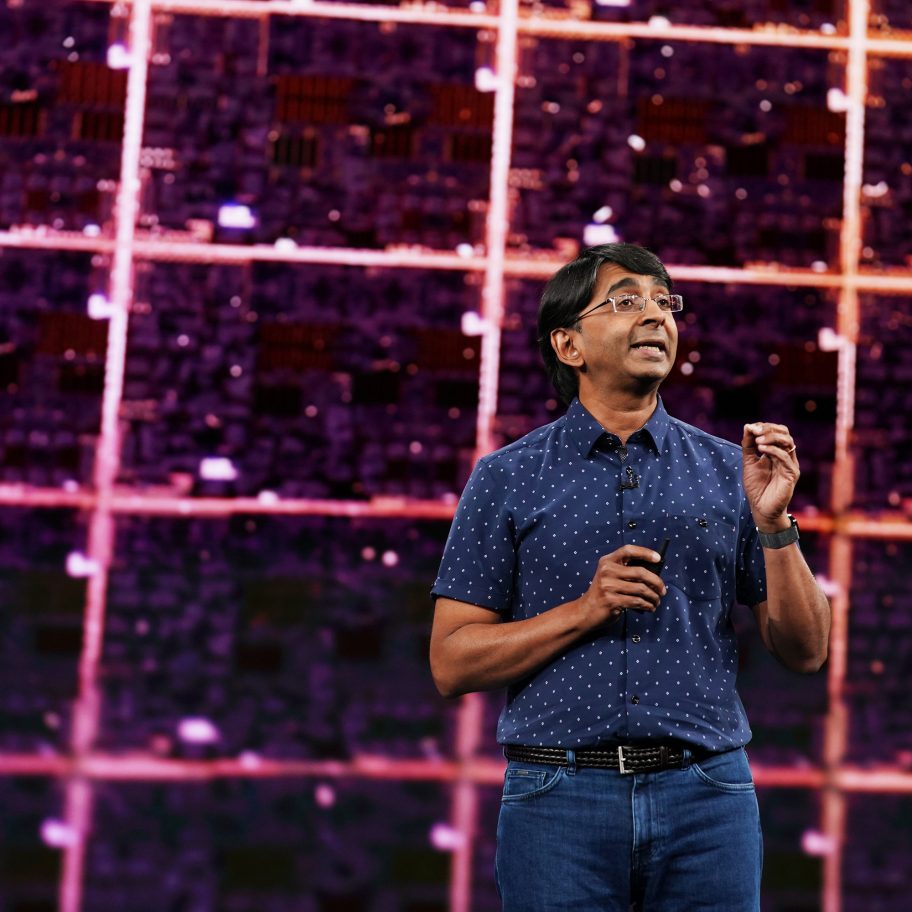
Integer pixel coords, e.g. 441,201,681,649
605,277,669,296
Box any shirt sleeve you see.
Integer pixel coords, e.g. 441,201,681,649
735,491,768,608
431,459,516,614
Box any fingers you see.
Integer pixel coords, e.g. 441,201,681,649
743,422,797,460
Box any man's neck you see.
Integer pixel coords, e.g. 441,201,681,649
578,388,660,444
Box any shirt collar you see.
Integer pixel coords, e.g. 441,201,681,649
565,396,670,458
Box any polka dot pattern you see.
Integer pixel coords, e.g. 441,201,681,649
432,397,768,750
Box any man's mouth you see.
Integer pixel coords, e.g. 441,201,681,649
631,340,666,354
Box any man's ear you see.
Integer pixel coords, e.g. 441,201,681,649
551,328,584,369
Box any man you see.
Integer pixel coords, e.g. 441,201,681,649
429,243,830,911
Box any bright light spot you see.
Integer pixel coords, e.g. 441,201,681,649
827,88,849,112
177,334,190,347
627,134,646,152
107,43,131,69
305,405,319,418
361,546,377,561
381,550,399,567
680,362,694,375
817,327,845,351
199,457,238,481
735,188,748,200
669,179,683,192
430,822,466,851
801,830,836,856
257,490,279,504
820,22,836,35
862,181,889,198
409,441,423,455
648,15,671,27
811,261,828,273
41,819,78,848
660,45,674,58
469,0,486,11
475,66,498,93
583,223,619,246
238,751,261,769
229,364,243,378
315,784,336,808
542,101,560,114
697,184,711,198
759,99,772,112
461,311,486,336
178,717,220,744
274,238,297,251
66,551,99,578
456,242,475,258
63,37,75,48
218,203,256,229
592,206,613,224
327,209,341,222
87,293,114,320
83,223,101,237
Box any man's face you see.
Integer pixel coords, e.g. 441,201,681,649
570,262,679,391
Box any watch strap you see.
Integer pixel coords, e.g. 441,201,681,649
757,514,800,549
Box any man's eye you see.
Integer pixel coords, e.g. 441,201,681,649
654,296,672,309
614,296,641,311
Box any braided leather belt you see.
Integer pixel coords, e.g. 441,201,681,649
504,743,697,775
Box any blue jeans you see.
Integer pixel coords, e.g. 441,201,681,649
496,747,762,912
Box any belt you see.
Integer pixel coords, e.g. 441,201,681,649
504,743,706,775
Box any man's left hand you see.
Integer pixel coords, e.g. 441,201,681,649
741,421,800,530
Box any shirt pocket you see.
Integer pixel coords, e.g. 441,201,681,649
652,514,735,601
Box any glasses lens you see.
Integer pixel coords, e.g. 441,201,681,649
613,295,644,313
655,294,683,312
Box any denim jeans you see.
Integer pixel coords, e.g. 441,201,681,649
496,747,762,912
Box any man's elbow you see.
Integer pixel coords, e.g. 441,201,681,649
781,646,828,675
429,650,467,699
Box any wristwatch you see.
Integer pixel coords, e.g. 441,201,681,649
757,514,800,549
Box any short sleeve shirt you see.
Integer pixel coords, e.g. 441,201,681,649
431,397,768,751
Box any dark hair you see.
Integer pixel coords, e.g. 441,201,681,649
537,243,673,403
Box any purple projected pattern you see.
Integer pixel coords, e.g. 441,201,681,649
119,263,480,500
0,1,910,912
854,295,912,512
84,779,451,912
0,509,87,754
0,776,65,911
141,16,491,251
0,251,105,488
863,58,912,268
511,40,844,268
99,516,454,760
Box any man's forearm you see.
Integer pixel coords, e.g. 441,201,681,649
431,599,597,698
761,544,831,673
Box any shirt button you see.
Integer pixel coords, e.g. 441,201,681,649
627,520,637,529
631,696,640,705
631,634,641,644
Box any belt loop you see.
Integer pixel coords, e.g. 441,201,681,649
566,749,577,775
680,747,692,769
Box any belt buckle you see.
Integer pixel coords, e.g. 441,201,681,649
617,745,634,775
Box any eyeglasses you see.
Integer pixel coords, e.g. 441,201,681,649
576,294,684,320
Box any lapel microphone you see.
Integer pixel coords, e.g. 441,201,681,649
620,465,640,490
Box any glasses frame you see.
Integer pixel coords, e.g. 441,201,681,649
576,294,684,321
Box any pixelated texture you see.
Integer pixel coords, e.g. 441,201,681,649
0,1,909,911
99,516,455,759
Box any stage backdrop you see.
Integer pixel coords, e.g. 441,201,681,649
0,1,911,910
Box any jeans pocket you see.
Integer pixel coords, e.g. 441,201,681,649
501,764,566,802
690,748,755,793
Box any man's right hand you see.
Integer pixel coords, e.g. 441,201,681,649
577,545,667,627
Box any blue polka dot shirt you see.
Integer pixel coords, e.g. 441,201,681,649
432,397,768,751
